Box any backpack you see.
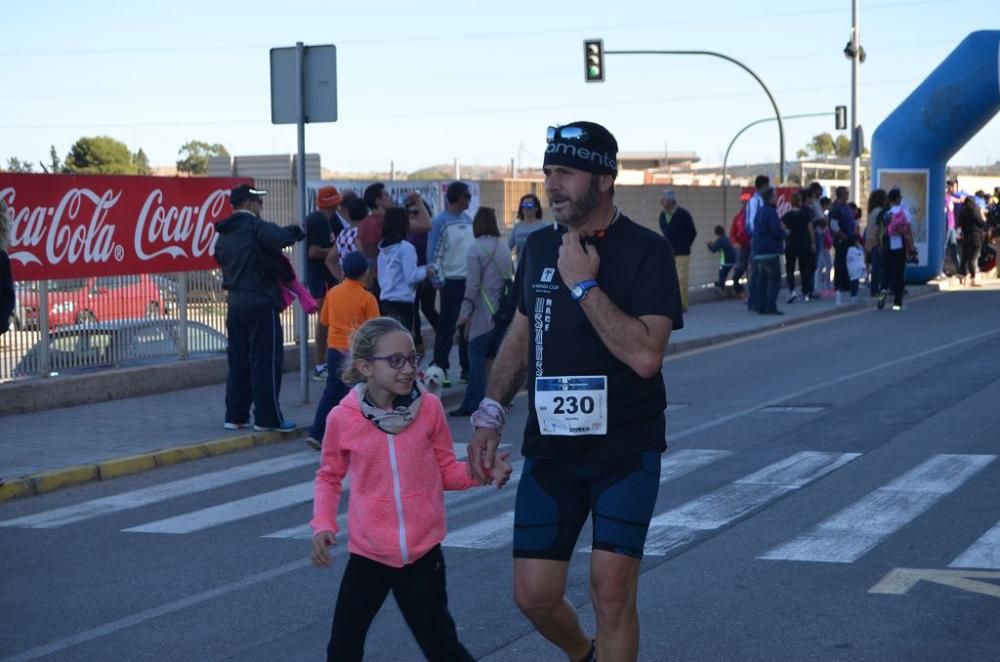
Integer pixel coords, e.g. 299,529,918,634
729,207,749,247
477,243,516,326
887,207,909,236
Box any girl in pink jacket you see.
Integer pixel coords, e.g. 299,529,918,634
311,316,511,662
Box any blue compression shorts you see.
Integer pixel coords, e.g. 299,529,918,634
512,449,661,561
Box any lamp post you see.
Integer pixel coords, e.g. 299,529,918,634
722,112,834,222
603,48,787,183
844,0,866,199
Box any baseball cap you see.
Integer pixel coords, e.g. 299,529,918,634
316,186,343,210
230,184,267,206
543,121,618,176
342,251,371,280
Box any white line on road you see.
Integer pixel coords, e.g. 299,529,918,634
642,451,860,557
760,454,996,563
0,452,318,529
948,522,1000,570
0,557,314,662
124,482,314,534
446,449,733,551
262,460,527,540
950,520,1000,569
668,326,1000,443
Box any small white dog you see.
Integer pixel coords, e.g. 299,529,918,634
419,365,445,397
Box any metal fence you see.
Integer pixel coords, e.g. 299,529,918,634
0,268,305,382
2,179,743,382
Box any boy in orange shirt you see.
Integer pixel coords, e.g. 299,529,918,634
307,251,380,450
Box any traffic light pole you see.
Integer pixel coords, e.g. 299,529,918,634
721,112,833,223
604,49,786,183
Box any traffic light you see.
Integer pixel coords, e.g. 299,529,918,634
835,105,847,131
584,39,604,82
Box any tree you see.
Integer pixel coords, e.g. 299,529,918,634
64,136,146,174
176,141,229,175
4,157,35,173
132,148,151,175
37,145,63,173
834,134,851,158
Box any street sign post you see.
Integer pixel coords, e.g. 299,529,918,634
270,43,338,402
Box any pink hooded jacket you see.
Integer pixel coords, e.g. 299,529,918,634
310,389,479,568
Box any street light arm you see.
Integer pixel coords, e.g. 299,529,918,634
606,49,786,183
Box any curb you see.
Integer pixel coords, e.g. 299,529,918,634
0,426,308,503
666,283,941,356
0,284,942,504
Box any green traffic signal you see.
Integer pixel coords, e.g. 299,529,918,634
584,39,604,82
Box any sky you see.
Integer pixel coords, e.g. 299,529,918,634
1,0,997,175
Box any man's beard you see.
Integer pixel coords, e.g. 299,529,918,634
550,175,601,228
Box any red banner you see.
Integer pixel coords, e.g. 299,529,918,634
1,173,250,281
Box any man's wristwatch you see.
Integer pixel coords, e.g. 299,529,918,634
570,279,599,303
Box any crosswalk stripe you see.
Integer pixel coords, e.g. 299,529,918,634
759,454,996,564
949,519,1000,569
643,451,860,557
445,449,733,551
0,452,318,529
262,460,527,540
124,482,314,534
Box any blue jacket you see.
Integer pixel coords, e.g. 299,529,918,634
751,204,784,257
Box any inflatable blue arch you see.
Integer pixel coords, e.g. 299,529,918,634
871,30,1000,283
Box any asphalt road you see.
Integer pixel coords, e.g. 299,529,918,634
2,288,999,662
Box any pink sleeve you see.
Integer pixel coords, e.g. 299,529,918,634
310,409,350,534
428,396,479,491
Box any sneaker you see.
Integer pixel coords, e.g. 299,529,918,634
786,292,799,304
877,289,887,310
254,421,298,432
442,375,452,388
223,422,251,430
312,365,328,382
891,304,903,311
306,437,322,451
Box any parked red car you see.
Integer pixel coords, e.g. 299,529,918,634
19,275,166,330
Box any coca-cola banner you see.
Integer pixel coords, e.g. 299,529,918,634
1,173,250,281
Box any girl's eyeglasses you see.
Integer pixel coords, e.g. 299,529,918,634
369,352,423,369
520,201,536,209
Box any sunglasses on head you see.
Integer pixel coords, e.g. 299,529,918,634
369,352,423,370
546,125,589,143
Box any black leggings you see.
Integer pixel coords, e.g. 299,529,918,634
961,240,982,278
785,249,815,296
327,546,474,662
380,299,415,333
885,248,907,306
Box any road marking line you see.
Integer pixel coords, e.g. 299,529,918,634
0,557,314,662
668,326,1000,443
642,451,860,557
760,454,996,563
124,482,314,534
0,452,318,529
950,519,1000,569
445,449,732,551
869,567,1000,599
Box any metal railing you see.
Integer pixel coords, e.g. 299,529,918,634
1,269,303,382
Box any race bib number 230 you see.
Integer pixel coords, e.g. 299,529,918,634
534,376,608,436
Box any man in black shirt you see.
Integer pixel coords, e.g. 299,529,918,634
305,186,343,380
466,121,683,662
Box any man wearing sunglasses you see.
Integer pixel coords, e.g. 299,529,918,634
466,121,684,662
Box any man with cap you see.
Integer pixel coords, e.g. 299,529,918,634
214,183,305,433
426,180,475,388
306,185,344,381
657,189,697,312
464,121,684,662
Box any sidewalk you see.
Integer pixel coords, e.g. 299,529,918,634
0,283,942,501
